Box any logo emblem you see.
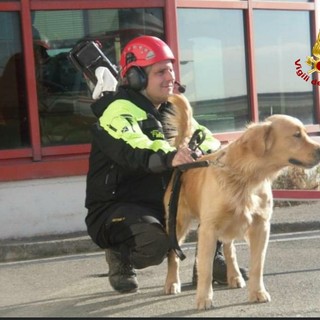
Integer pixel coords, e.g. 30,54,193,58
306,31,320,74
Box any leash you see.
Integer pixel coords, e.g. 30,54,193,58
168,169,185,260
188,129,206,159
168,129,208,261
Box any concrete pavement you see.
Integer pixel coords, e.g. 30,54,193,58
1,201,320,263
0,231,320,317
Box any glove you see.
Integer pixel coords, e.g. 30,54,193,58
92,67,118,100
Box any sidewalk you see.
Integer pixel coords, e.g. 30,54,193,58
1,201,320,263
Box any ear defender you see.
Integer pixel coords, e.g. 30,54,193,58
126,66,148,91
125,52,148,91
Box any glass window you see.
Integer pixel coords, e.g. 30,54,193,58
32,8,164,146
178,9,249,133
254,10,313,123
0,12,29,149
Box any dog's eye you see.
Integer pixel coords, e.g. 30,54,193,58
293,131,302,138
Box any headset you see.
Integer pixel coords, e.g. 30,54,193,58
124,52,147,91
126,67,148,91
125,52,186,93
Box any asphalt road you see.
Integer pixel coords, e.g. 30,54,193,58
0,230,319,317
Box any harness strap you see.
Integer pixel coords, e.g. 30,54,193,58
177,160,209,172
168,169,186,260
168,130,209,260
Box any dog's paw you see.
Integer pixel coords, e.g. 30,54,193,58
229,275,246,289
249,290,271,303
196,297,213,310
196,288,214,310
164,282,181,295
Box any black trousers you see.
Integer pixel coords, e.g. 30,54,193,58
97,202,170,269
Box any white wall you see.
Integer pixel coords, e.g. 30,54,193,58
0,176,87,239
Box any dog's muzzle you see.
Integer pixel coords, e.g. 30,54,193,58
289,147,320,168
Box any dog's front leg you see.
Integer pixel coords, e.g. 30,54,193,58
164,249,181,294
223,241,246,288
196,224,216,310
247,216,271,303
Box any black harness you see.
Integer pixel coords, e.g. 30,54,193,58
167,130,209,260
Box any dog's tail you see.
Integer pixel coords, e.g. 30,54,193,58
164,94,194,148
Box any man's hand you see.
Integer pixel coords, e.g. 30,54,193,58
172,147,202,167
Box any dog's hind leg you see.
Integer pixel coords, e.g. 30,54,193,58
223,241,246,288
247,215,271,303
196,223,216,310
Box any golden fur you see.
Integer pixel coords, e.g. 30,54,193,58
164,94,320,310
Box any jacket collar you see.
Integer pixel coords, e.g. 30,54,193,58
90,86,168,120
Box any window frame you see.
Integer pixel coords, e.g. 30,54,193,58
0,0,319,182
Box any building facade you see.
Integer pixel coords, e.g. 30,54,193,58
1,0,320,238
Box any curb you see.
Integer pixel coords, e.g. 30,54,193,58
1,220,320,263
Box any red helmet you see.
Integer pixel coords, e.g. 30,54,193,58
120,35,175,78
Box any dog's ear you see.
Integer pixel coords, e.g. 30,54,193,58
245,122,273,157
264,122,274,152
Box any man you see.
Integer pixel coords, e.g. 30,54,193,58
85,35,247,294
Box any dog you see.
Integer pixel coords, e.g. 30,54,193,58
163,94,320,310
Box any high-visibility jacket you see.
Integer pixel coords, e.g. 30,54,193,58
85,87,220,243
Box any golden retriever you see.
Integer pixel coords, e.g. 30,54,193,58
163,94,320,310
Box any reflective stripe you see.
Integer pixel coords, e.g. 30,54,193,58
99,99,175,153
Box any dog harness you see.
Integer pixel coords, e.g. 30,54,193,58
168,130,210,260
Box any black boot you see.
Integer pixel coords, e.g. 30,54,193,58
105,249,139,293
192,241,249,286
